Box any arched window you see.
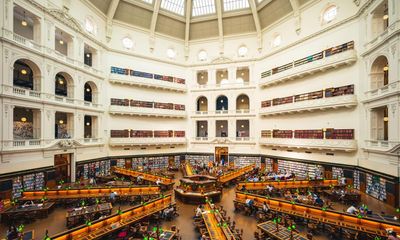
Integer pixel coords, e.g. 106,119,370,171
55,72,73,98
13,59,41,91
370,56,389,90
197,96,208,112
236,94,249,110
84,81,98,103
322,5,337,24
216,95,228,111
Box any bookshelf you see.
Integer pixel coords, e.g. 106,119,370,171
272,96,293,106
261,100,272,108
272,130,293,138
294,90,323,102
261,130,272,138
110,98,129,106
154,102,174,110
325,85,354,97
353,170,360,190
294,130,323,139
131,156,169,170
130,100,153,108
185,155,211,165
278,160,323,179
12,177,23,199
110,66,186,85
325,129,354,139
82,160,111,179
131,130,153,138
332,167,344,179
116,159,126,168
233,156,261,168
260,41,354,79
174,131,186,137
110,98,185,111
110,130,129,138
366,174,386,201
154,130,173,138
174,104,185,111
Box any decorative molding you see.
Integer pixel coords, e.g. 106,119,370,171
353,0,361,7
211,56,233,64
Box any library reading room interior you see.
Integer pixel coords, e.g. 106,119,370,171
0,0,400,239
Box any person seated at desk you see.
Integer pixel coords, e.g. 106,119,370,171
245,198,256,215
195,205,204,218
388,231,399,240
240,185,247,192
110,191,118,202
314,196,324,207
6,226,18,240
262,201,270,213
156,178,161,186
22,200,35,208
346,204,359,215
284,190,292,200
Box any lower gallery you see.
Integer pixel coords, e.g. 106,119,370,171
0,0,399,239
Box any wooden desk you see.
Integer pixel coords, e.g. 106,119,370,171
258,221,307,240
235,192,400,237
66,203,112,228
50,195,173,240
323,190,361,203
1,202,54,220
218,164,254,184
21,186,160,201
238,179,341,191
113,167,173,186
21,230,34,240
202,203,238,240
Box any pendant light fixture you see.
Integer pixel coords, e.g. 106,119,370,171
59,32,64,45
21,11,28,27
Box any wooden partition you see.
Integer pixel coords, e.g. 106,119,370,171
112,167,173,185
21,186,160,200
202,202,238,240
50,195,173,240
235,192,400,237
218,164,255,184
237,179,341,190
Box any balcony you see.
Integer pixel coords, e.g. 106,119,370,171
191,109,255,118
1,29,103,78
109,137,187,146
363,81,400,103
260,95,358,116
191,82,255,92
364,20,400,53
259,138,357,152
1,138,105,152
109,73,187,92
260,42,357,87
109,105,186,118
1,85,103,111
191,137,256,145
363,140,400,152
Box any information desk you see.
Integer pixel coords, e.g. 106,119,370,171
184,164,194,176
50,195,173,240
113,167,174,186
238,179,341,191
235,192,400,237
1,202,54,220
21,186,160,201
258,221,307,240
66,203,113,228
218,164,255,184
202,202,238,240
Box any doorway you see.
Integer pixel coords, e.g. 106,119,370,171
54,153,72,183
215,147,228,166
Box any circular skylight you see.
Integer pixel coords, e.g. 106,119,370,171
166,48,176,59
122,37,134,49
198,50,208,61
238,46,248,57
323,5,337,23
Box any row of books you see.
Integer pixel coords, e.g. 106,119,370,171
261,41,354,78
110,130,186,138
261,84,354,108
277,160,324,179
261,129,354,140
110,98,185,111
82,160,111,179
110,66,186,85
12,172,45,198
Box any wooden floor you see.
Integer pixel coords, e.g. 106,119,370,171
0,171,397,239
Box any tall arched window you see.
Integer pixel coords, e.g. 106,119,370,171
13,59,41,91
370,56,389,90
216,95,228,111
197,96,208,112
236,94,249,111
84,81,98,103
55,72,73,98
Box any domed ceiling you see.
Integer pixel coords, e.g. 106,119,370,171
87,0,311,40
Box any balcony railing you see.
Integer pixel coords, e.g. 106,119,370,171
2,85,103,110
259,137,357,152
260,95,357,115
260,41,356,87
192,109,255,117
109,105,187,118
109,137,187,146
364,140,400,151
192,81,255,91
364,81,400,102
191,137,255,144
2,29,103,77
1,138,105,151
